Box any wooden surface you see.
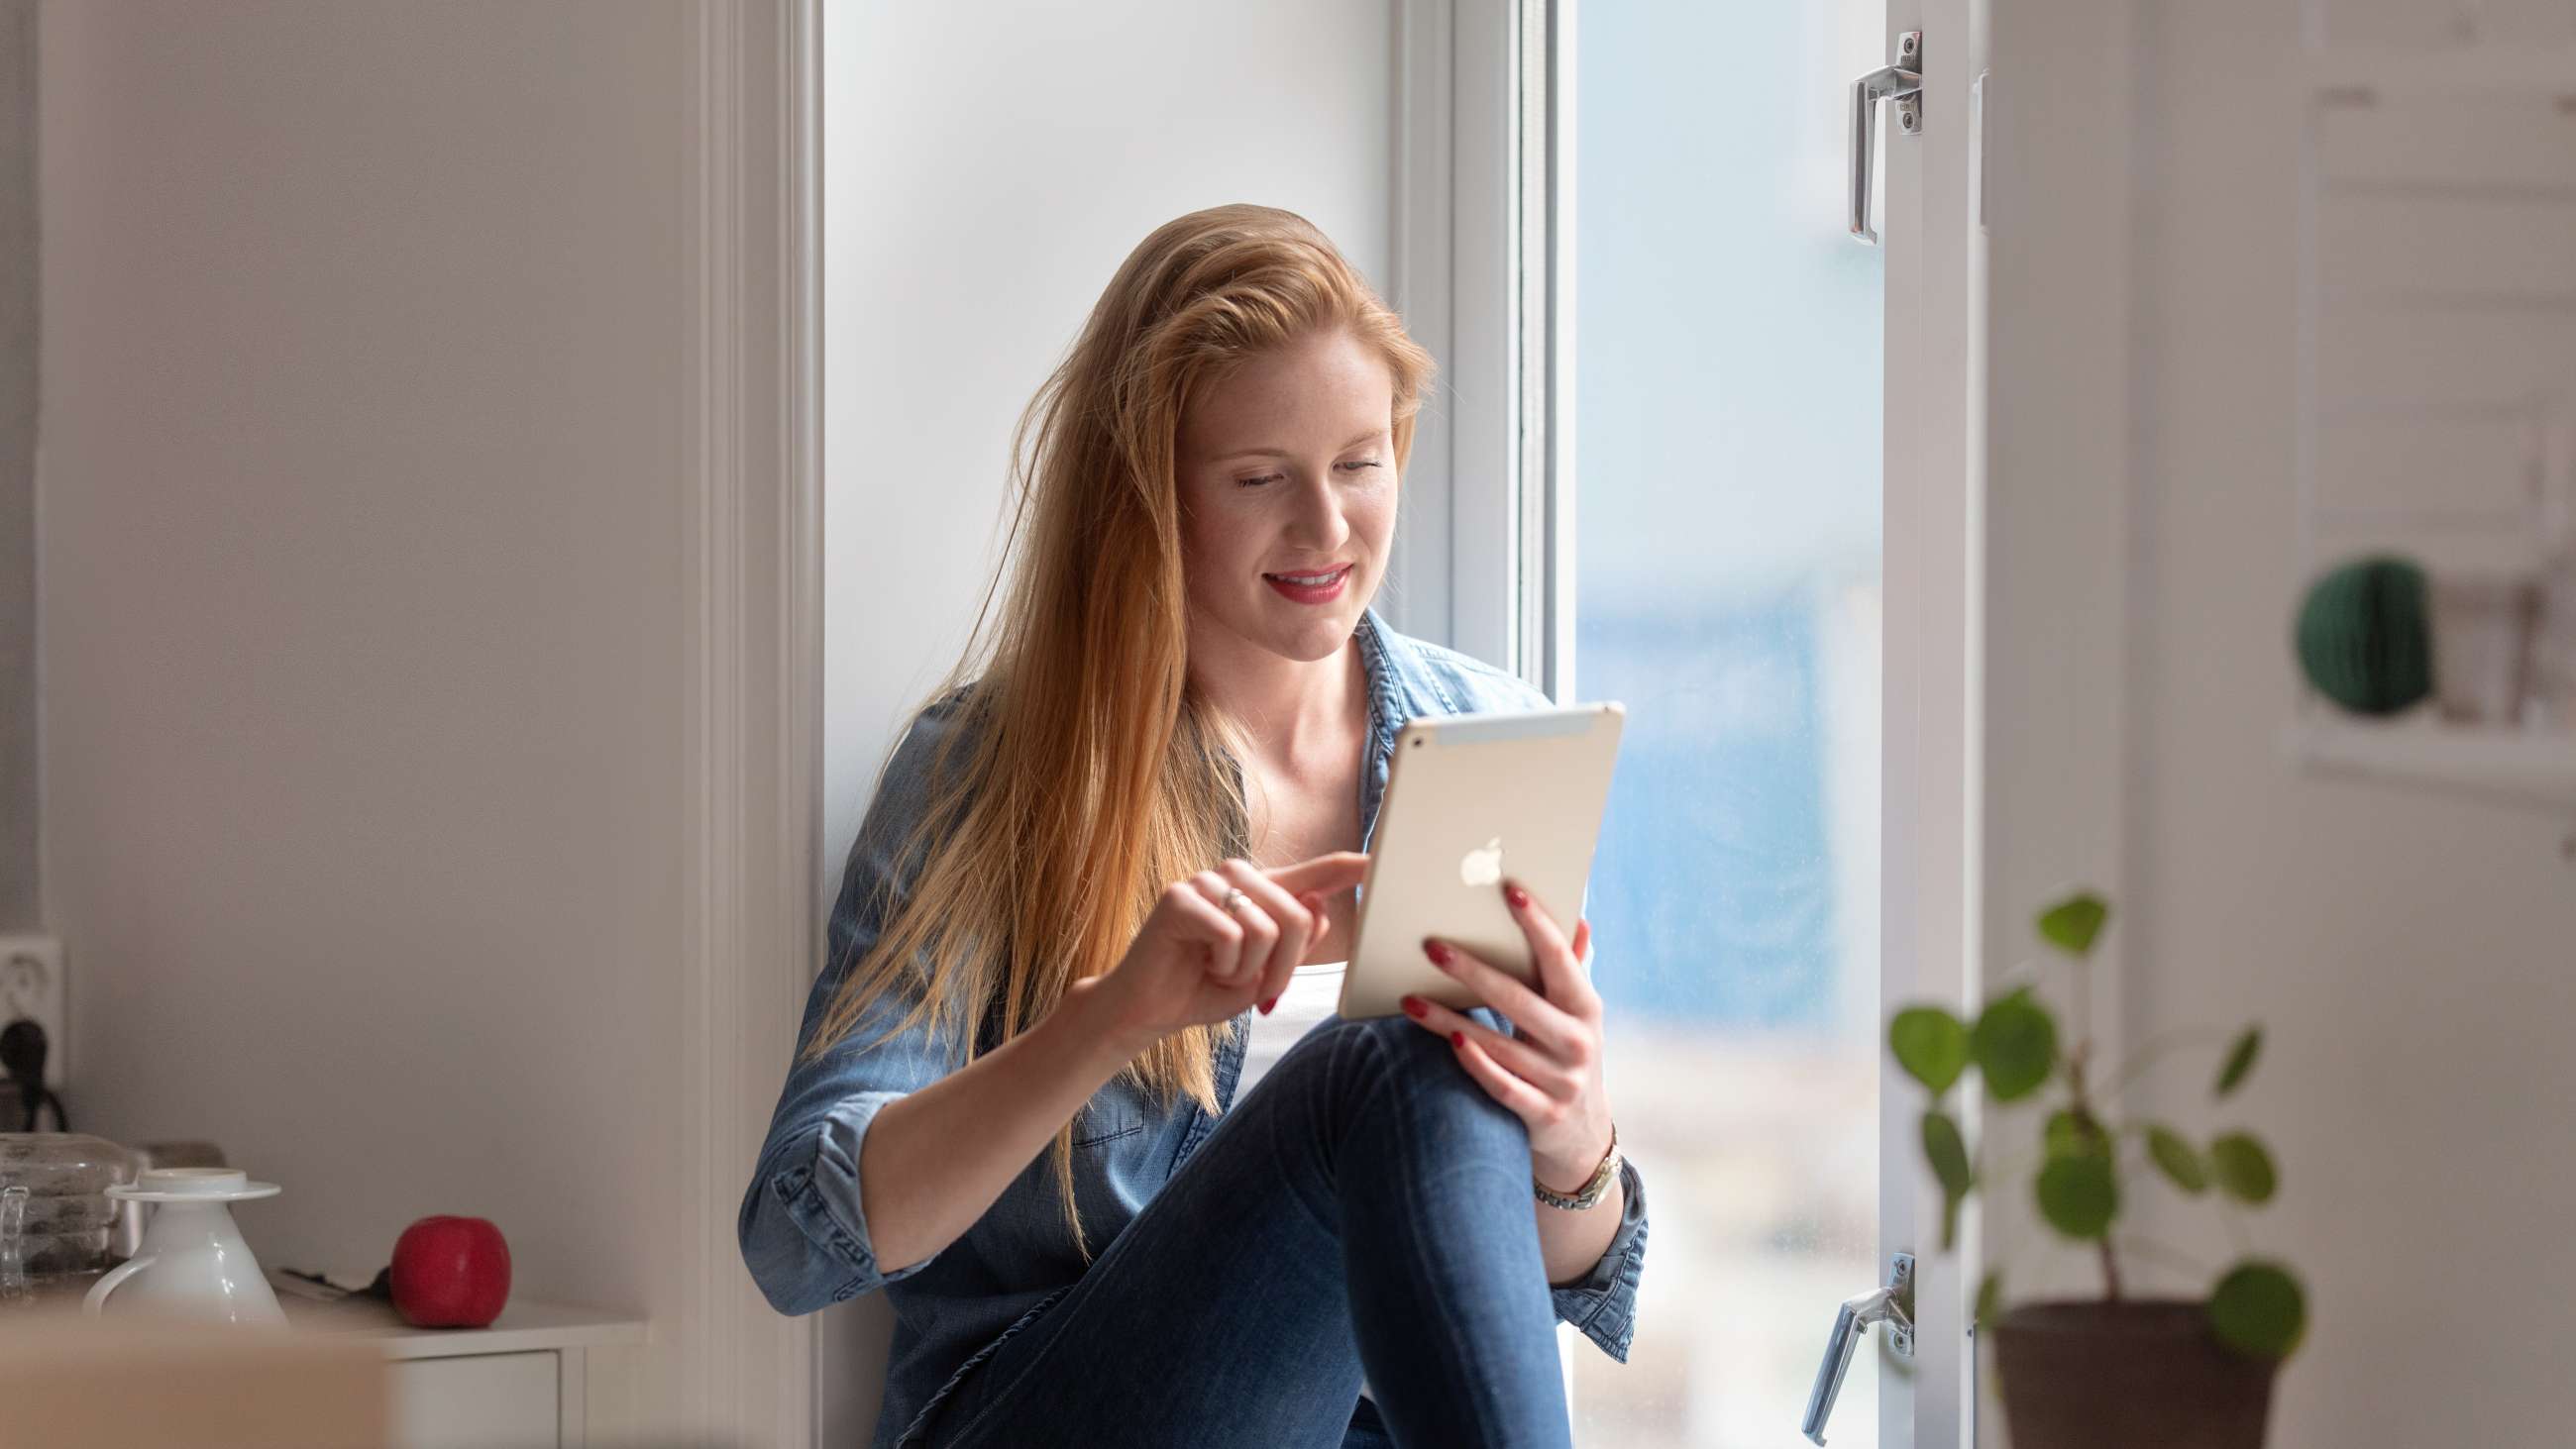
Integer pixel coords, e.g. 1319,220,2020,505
0,1309,389,1448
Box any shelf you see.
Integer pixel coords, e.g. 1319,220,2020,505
270,1273,648,1362
2301,47,2576,99
2282,717,2576,811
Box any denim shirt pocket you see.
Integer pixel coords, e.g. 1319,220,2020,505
1030,1080,1165,1241
1068,1096,1146,1149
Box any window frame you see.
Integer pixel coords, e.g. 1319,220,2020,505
1400,1,1992,1443
1388,0,1570,697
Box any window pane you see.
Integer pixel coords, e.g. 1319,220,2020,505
1567,1,1884,1444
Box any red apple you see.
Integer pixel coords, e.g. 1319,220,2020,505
388,1215,511,1328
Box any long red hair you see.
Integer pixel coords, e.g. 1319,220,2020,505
803,204,1437,1250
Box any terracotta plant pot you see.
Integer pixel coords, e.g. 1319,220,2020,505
1990,1299,2278,1449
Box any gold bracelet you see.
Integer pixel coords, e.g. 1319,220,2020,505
1533,1122,1621,1210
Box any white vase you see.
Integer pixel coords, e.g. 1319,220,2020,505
2429,573,2539,725
83,1167,285,1326
2530,555,2576,728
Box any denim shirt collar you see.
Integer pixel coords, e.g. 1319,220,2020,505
1352,606,1412,852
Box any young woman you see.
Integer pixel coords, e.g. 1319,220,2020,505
740,204,1647,1449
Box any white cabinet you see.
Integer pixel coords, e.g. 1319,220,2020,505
389,1353,564,1449
277,1281,645,1449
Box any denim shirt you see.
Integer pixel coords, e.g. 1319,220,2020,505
739,608,1651,1448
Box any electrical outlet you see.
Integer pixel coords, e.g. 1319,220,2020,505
0,935,65,1089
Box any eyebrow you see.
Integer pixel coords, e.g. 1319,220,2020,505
1210,428,1388,464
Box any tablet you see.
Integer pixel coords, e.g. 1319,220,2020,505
1338,702,1625,1020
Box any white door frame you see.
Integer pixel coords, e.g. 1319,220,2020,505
681,3,822,1447
1881,0,1982,1440
1970,1,2140,1439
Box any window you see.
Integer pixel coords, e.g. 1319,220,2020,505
1558,5,1885,1444
1397,1,1893,1441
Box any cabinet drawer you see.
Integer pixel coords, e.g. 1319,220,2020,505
389,1351,561,1449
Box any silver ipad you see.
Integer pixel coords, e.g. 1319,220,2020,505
1338,702,1626,1020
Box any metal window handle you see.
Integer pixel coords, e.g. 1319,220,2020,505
1800,1253,1914,1445
1848,31,1924,246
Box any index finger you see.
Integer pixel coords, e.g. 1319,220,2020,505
1266,851,1368,896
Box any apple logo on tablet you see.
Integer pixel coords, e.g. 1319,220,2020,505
1459,836,1505,887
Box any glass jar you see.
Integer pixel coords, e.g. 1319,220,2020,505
0,1133,140,1302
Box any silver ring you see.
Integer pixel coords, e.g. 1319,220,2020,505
1221,886,1251,917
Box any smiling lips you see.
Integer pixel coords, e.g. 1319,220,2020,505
1263,564,1353,605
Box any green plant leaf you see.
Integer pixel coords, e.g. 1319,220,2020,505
2035,891,2110,957
2045,1108,2110,1161
2043,1109,2082,1158
2207,1260,2307,1359
1975,1270,2004,1330
1891,1007,1972,1096
2208,1132,2278,1204
2146,1124,2209,1194
2215,1026,2262,1097
1972,991,2058,1101
1921,1109,1974,1251
2034,1153,2118,1240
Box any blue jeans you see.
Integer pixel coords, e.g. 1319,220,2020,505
917,1013,1574,1449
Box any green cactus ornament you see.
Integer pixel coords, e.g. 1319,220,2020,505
2295,556,2432,717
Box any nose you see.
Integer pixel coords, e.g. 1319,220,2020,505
1285,472,1351,554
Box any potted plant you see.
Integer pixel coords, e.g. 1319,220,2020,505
1889,891,2308,1449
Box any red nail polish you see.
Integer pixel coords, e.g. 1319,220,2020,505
1258,996,1277,1015
1401,995,1427,1019
1504,882,1530,910
1423,938,1453,967
1449,1030,1466,1049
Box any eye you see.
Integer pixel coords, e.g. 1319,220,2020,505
1338,460,1383,473
1235,473,1283,488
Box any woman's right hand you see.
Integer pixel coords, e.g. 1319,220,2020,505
1080,852,1369,1055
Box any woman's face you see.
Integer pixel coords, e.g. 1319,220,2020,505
1175,327,1398,668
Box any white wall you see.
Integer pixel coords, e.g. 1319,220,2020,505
1990,1,2576,1444
1,0,36,929
2126,5,2576,1443
39,1,694,1435
820,0,1394,1433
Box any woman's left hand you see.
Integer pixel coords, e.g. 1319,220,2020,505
1402,880,1615,1193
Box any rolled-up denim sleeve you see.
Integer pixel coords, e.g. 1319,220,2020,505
1548,1157,1649,1361
738,709,972,1316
